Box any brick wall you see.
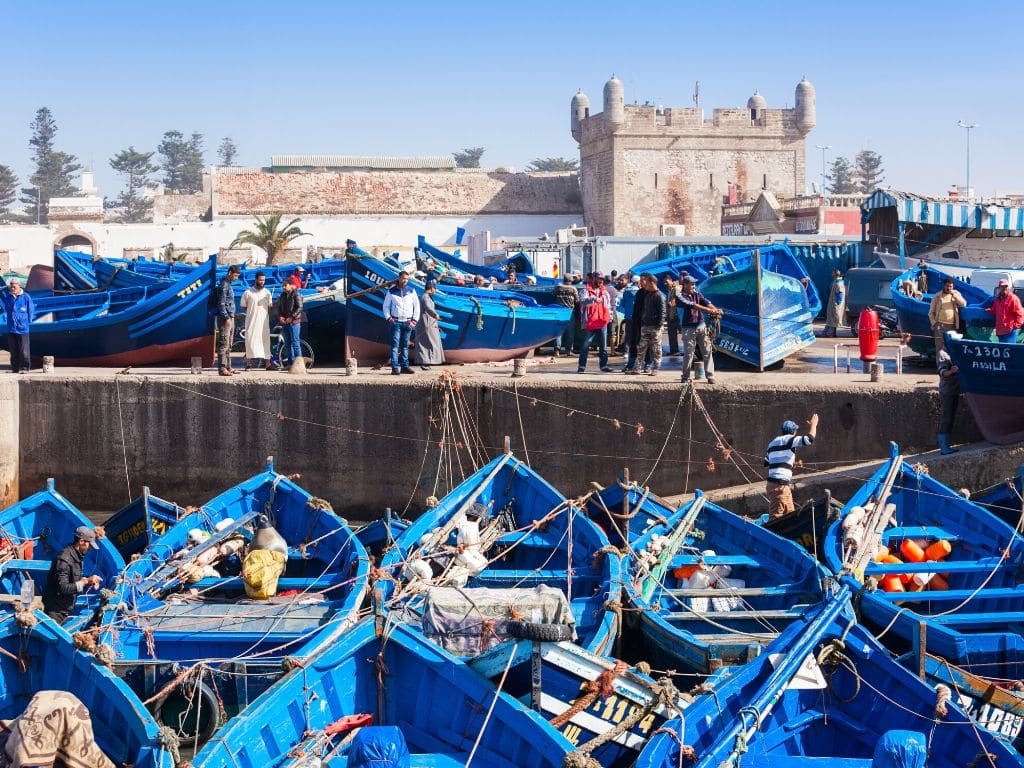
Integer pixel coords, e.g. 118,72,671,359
212,169,583,217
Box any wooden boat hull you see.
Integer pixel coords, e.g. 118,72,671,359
891,266,996,356
346,255,571,364
0,607,173,768
636,590,1022,768
189,619,572,768
418,235,553,283
54,249,98,291
101,487,185,559
974,469,1024,528
944,333,1024,445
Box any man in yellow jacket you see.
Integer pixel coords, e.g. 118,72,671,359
927,277,966,355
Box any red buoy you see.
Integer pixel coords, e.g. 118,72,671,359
858,308,880,362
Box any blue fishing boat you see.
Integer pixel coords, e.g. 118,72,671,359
635,587,1023,768
823,443,1024,673
625,490,826,675
189,618,572,768
380,449,621,657
97,459,369,746
635,244,820,370
54,249,98,291
891,266,995,356
101,486,187,559
0,256,218,366
944,331,1024,445
0,603,174,768
417,234,552,283
974,467,1024,528
353,509,409,564
346,254,572,363
468,637,691,767
584,472,679,549
0,478,124,627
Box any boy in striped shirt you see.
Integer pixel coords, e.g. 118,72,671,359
764,414,818,518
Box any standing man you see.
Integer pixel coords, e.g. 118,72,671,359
603,275,619,351
276,281,305,371
936,350,961,454
983,279,1023,343
42,526,102,624
1,278,33,374
763,415,818,518
629,274,666,375
552,276,579,356
665,277,680,355
823,270,847,338
415,279,444,369
382,271,419,375
240,271,273,370
678,275,722,385
286,266,307,289
215,264,240,376
928,277,966,355
577,272,613,373
345,239,369,258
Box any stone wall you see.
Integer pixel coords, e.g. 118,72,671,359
212,170,583,217
16,376,982,518
153,193,210,223
0,380,16,508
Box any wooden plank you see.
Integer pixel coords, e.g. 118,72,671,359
666,608,808,622
932,612,1024,627
668,554,761,569
865,559,1007,575
665,585,807,599
882,526,960,543
693,632,777,642
878,587,1024,603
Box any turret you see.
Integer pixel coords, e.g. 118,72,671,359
747,90,767,122
603,75,625,130
794,77,816,134
571,90,591,142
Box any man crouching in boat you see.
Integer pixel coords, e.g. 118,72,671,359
42,526,102,623
764,415,818,518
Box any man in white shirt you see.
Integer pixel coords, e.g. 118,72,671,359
240,272,273,370
382,271,420,375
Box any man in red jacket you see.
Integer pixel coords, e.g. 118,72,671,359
984,279,1024,343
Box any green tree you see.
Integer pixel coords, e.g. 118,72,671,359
217,137,238,166
108,146,159,222
453,147,485,168
825,156,858,194
526,157,579,172
229,213,310,266
0,164,18,223
854,149,885,193
159,130,205,193
19,107,82,223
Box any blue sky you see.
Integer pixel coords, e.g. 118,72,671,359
3,0,1022,200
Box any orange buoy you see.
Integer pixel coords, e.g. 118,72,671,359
901,539,926,563
20,540,33,559
875,546,890,562
858,308,880,362
881,575,906,592
928,574,950,591
673,565,699,580
925,540,952,562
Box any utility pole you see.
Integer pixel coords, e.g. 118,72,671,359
815,144,831,199
957,120,979,200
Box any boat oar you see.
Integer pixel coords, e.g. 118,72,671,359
641,494,706,603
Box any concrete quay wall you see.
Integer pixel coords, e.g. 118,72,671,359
13,375,984,516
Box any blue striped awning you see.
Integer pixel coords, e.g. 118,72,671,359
861,189,1024,232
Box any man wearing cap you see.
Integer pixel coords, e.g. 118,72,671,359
382,270,419,375
763,414,819,518
927,277,966,354
577,272,613,373
286,265,307,290
345,239,369,258
983,279,1023,343
0,277,33,374
215,264,241,376
42,526,103,623
678,275,722,384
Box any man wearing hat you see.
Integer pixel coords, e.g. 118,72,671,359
983,278,1023,343
577,271,613,373
286,265,307,289
763,414,819,518
42,526,103,623
678,274,722,384
0,277,33,374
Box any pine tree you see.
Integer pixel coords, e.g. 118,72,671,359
0,164,17,223
159,130,205,193
18,107,82,223
108,147,159,222
854,149,885,193
453,147,485,168
825,156,858,194
217,137,238,166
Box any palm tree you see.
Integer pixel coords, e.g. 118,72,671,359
229,213,310,266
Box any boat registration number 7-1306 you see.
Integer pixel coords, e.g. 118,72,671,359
960,345,1016,359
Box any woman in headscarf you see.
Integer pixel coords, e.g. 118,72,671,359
823,269,847,338
415,279,445,369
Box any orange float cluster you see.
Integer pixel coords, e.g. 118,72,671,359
876,539,953,593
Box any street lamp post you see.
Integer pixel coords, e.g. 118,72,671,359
957,120,979,200
815,144,832,200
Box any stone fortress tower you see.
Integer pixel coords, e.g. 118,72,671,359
572,76,816,236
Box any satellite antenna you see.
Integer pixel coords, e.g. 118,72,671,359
693,80,701,108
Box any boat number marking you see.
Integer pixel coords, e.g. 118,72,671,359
114,517,169,547
560,691,658,744
958,693,1024,740
961,345,1014,359
176,279,203,298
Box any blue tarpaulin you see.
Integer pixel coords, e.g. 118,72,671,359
871,730,927,768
